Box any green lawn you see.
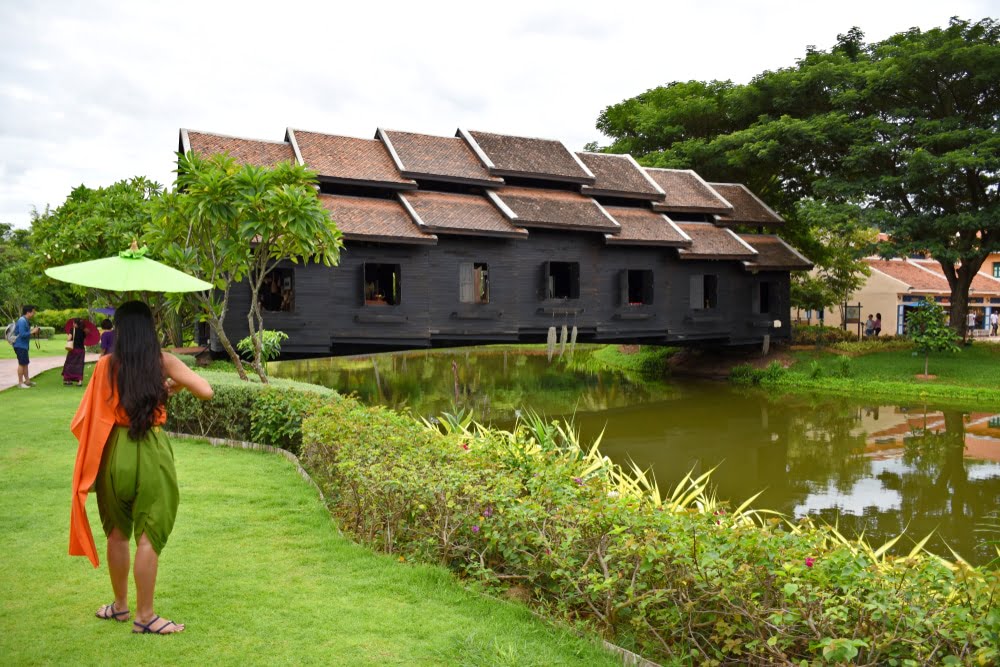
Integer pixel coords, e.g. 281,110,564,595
0,366,617,666
776,342,1000,406
789,342,1000,387
0,337,74,359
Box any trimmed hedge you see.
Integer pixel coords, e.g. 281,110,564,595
166,371,335,453
33,308,90,328
37,326,55,340
299,398,1000,666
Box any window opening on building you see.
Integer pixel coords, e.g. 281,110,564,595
544,261,580,300
459,262,490,304
753,281,771,314
364,263,401,305
260,268,294,312
993,262,1000,279
690,274,718,310
622,269,654,305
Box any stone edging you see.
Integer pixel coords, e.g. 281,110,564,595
165,430,661,667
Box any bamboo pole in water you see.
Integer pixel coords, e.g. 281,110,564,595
546,326,556,361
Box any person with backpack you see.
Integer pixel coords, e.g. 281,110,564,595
11,305,39,389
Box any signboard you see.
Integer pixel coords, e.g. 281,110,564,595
844,305,861,323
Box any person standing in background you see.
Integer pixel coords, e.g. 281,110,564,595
874,313,882,337
13,305,39,389
99,319,115,356
62,318,87,386
990,311,998,337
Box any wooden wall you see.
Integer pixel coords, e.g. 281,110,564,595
219,235,792,356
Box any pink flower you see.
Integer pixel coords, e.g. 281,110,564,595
805,557,815,568
573,477,583,485
461,442,470,451
483,506,493,518
471,525,480,533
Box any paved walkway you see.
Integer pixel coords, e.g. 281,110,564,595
0,353,100,392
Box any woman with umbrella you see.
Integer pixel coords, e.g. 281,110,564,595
51,244,216,635
62,318,96,386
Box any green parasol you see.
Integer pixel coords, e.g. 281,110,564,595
44,242,212,293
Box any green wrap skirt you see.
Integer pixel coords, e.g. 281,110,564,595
95,425,179,554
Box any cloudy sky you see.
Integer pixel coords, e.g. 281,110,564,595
1,0,994,227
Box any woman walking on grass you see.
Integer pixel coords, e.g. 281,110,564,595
69,301,213,635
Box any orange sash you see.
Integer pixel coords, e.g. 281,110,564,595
69,356,165,567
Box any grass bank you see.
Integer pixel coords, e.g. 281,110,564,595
0,365,617,666
746,341,1000,407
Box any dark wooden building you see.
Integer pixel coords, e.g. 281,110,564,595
179,127,812,356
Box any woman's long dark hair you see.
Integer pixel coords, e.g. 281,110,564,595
108,301,166,440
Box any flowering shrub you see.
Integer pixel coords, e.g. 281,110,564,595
300,397,1000,665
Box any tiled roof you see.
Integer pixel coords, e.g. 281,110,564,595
739,234,813,271
677,223,757,260
909,259,1000,295
379,129,503,186
578,153,665,200
490,186,619,233
710,183,784,226
464,130,595,184
644,168,733,214
289,129,416,187
603,207,690,247
182,130,296,167
398,191,526,239
318,194,435,245
866,259,949,292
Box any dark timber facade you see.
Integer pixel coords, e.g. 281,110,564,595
179,127,812,357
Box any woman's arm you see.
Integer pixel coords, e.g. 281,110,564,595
161,352,214,400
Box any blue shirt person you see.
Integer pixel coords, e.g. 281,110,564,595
13,305,39,389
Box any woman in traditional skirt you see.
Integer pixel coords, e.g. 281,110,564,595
62,318,87,385
69,301,213,635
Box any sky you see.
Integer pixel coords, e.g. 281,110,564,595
1,0,995,227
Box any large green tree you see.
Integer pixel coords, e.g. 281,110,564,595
596,18,1000,333
0,223,42,323
27,177,164,314
149,152,342,382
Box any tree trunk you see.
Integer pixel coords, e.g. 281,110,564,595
245,295,268,383
939,257,983,339
924,352,929,377
212,319,249,381
197,290,248,381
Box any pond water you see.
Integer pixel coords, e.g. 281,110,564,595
270,346,1000,565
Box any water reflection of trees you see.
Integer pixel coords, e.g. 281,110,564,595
875,410,999,563
275,349,677,421
781,395,872,495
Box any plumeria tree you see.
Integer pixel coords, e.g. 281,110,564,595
149,152,342,382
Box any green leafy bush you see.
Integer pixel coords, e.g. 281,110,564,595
237,329,288,363
297,404,1000,665
33,308,89,328
730,361,787,385
792,323,856,345
36,326,55,340
166,370,334,453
